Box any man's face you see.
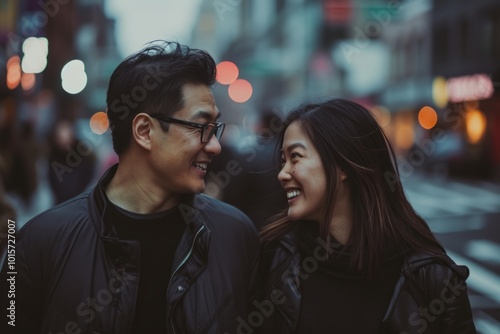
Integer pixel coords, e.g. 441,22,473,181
150,83,221,196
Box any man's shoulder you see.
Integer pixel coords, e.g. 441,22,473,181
18,191,92,241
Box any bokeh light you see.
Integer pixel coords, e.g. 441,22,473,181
21,73,36,91
6,56,21,90
394,113,415,150
418,106,438,130
216,61,239,85
90,111,110,135
61,60,88,94
432,76,448,108
21,37,49,74
228,79,252,103
465,109,486,144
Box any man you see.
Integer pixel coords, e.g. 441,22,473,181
1,41,259,333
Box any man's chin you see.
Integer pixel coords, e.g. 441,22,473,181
192,182,206,194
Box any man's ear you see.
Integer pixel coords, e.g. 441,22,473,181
132,113,153,151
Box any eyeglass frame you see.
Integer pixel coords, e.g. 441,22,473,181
150,114,226,143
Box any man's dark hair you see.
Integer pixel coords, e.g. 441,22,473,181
106,41,217,155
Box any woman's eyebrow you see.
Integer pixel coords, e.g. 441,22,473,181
285,143,307,153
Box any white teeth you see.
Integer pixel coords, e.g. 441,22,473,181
194,163,207,171
287,190,300,199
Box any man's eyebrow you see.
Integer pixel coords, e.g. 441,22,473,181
191,110,221,121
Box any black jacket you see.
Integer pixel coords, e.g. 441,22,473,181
257,232,477,334
1,166,260,334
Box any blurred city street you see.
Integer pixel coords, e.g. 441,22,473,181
1,0,500,333
402,173,500,333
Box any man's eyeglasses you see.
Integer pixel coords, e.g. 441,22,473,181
151,115,225,143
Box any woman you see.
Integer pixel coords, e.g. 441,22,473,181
257,99,476,333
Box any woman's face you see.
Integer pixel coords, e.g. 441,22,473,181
278,122,327,222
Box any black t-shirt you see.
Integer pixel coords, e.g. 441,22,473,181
105,200,186,334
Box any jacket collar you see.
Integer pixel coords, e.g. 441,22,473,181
90,163,118,237
89,163,210,240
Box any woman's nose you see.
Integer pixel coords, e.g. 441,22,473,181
278,164,292,183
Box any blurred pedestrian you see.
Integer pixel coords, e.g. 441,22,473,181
242,109,288,229
47,119,96,204
3,121,39,207
1,41,259,334
257,98,476,333
213,108,287,229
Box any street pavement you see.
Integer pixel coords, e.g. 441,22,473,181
402,173,500,334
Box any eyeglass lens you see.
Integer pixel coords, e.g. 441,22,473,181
202,123,224,143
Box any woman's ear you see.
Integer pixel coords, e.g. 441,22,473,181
132,113,153,151
339,167,348,181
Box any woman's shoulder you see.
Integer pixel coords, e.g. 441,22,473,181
404,250,467,273
402,249,470,291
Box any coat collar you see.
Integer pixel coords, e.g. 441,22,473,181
89,163,210,239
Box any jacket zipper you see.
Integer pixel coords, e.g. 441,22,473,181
168,225,205,334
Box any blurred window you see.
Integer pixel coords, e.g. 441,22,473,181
460,19,469,61
479,12,493,60
391,46,398,80
433,25,448,65
406,40,415,76
397,41,406,79
415,36,425,73
492,10,500,59
276,0,286,13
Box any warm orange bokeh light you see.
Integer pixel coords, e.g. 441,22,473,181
393,112,415,150
466,109,486,144
216,61,239,85
21,73,36,91
418,106,438,130
6,56,21,90
228,79,253,103
90,111,110,135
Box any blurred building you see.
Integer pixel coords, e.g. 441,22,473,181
0,0,120,122
190,0,353,223
77,0,122,116
191,0,500,181
0,0,121,219
379,0,500,179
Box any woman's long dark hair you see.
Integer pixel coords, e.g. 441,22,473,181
260,98,446,277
